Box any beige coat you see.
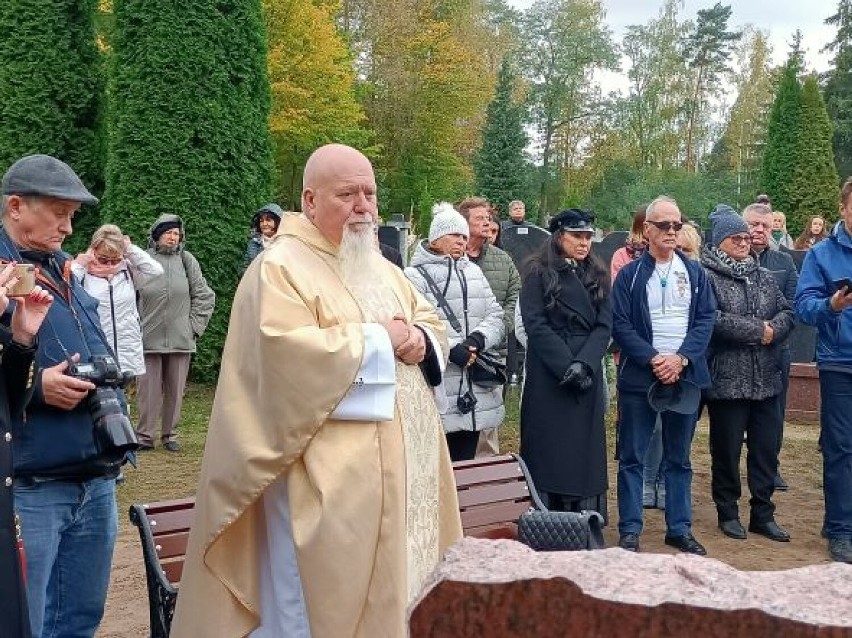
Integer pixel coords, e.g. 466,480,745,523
171,215,461,638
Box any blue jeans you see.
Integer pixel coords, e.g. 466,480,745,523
15,477,118,638
617,390,697,537
642,416,664,504
820,370,852,540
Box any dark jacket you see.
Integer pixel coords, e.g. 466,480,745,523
519,264,611,497
796,222,852,368
0,333,37,638
701,247,794,401
755,246,799,302
380,243,403,269
0,230,126,480
612,250,716,393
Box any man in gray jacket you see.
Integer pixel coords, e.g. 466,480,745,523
136,214,215,451
458,197,520,456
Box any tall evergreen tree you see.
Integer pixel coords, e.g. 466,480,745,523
789,75,839,233
105,0,274,381
823,0,852,179
682,2,742,172
760,47,803,217
474,59,528,215
0,0,105,247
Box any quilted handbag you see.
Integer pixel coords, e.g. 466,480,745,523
517,509,605,551
511,453,606,552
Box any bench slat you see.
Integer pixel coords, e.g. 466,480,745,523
148,508,194,535
460,500,530,530
456,481,529,508
142,496,195,515
452,461,524,487
161,559,184,586
153,531,190,561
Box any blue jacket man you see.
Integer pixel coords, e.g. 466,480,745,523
611,196,716,555
796,189,852,564
1,155,126,637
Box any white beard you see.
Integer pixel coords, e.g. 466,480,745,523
339,223,399,323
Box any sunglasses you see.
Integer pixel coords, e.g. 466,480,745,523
646,221,684,232
727,234,752,245
95,255,123,266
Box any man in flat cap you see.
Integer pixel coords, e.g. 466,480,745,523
1,154,127,637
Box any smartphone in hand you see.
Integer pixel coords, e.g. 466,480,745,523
6,263,35,297
833,278,852,294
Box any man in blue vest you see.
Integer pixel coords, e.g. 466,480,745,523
1,154,128,638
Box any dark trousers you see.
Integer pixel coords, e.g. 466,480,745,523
777,347,791,458
819,370,852,539
446,430,479,462
707,397,781,524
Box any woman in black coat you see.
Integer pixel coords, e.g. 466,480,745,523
0,272,54,638
519,209,612,520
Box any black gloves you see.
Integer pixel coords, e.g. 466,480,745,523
561,362,593,391
449,332,486,368
449,344,472,367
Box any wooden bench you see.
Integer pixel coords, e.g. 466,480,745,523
128,497,194,638
129,454,536,637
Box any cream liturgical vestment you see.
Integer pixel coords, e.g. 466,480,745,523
171,215,462,638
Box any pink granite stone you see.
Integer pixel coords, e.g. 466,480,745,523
409,538,852,637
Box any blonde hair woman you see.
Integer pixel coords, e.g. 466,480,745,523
72,224,163,378
677,222,702,260
771,212,794,249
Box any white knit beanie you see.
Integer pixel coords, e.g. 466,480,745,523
428,202,469,244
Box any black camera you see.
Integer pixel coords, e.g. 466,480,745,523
456,390,477,415
67,355,138,456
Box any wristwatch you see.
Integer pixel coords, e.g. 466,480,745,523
678,354,689,367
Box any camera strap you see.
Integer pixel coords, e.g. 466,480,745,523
416,265,463,334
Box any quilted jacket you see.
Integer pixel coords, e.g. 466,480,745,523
405,241,505,433
701,246,794,401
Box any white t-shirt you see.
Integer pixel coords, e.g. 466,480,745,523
646,253,691,354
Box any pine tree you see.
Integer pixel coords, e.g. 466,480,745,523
105,0,274,381
0,0,105,248
760,48,803,217
789,75,839,234
474,59,528,216
823,0,852,180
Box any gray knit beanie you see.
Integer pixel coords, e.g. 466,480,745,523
710,204,749,246
428,202,469,243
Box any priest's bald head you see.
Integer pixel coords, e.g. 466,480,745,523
302,144,379,246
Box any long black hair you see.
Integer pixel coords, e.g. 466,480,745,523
523,230,610,309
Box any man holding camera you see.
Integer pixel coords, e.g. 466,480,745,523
0,154,130,638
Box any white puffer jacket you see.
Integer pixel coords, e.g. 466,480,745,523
71,245,164,377
405,241,505,433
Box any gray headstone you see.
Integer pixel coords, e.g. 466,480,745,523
501,224,550,275
789,320,817,363
594,231,628,268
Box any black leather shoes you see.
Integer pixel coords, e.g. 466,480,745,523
619,532,640,552
829,538,852,563
719,519,747,540
664,533,707,555
749,520,790,542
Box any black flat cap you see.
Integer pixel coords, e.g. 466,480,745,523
548,208,596,233
2,154,98,205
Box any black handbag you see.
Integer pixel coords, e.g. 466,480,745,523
513,454,606,551
468,350,507,389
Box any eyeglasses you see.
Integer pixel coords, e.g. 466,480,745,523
727,235,752,245
95,255,123,266
747,220,772,230
646,221,684,232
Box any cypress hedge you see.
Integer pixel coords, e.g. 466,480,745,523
105,0,274,382
0,0,105,250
